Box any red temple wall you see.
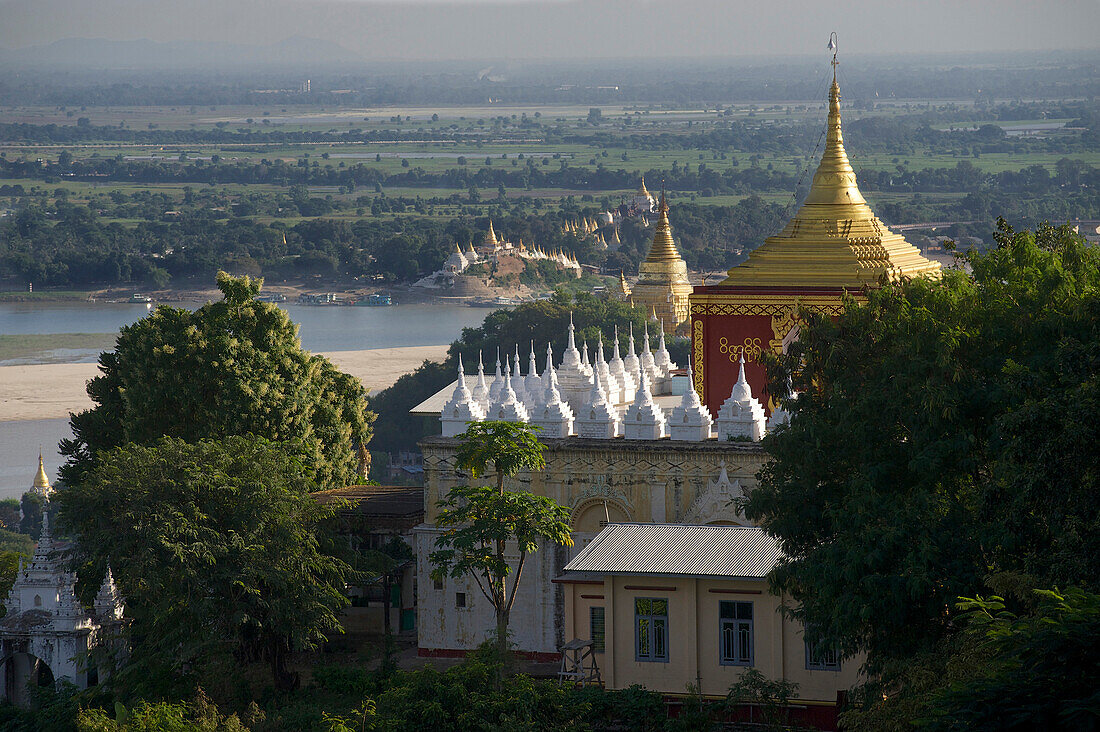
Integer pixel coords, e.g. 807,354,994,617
691,286,854,418
694,312,775,417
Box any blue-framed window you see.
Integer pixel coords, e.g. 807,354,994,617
720,601,753,666
805,640,842,671
635,598,669,662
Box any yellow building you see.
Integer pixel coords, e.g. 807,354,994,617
560,523,862,727
415,437,768,659
630,193,693,334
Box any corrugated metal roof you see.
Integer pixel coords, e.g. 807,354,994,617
564,523,782,579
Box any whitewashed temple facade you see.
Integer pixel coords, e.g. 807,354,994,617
0,511,123,706
414,317,792,657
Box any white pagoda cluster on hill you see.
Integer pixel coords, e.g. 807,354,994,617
417,220,581,287
434,316,791,442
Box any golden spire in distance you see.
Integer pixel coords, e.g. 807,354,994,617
33,451,50,493
644,190,683,263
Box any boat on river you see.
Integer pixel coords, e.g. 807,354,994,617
356,293,395,306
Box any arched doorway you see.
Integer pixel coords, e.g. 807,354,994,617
570,499,631,558
3,652,55,708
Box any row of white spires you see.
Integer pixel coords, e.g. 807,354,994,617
446,235,582,273
441,316,790,441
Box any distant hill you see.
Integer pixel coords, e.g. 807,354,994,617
0,36,363,70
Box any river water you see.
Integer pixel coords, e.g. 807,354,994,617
0,300,492,499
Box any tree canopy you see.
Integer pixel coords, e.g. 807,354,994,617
56,435,353,699
60,272,373,491
748,222,1100,720
430,422,571,661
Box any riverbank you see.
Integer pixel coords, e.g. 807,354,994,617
0,344,448,422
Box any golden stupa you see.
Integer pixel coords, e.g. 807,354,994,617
689,51,941,414
482,220,498,249
720,67,940,288
32,452,51,497
630,191,693,332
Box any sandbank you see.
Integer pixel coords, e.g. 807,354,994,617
0,345,448,422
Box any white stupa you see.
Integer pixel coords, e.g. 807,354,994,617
440,360,485,437
593,335,620,405
622,370,668,440
542,343,555,392
487,350,506,405
557,313,596,413
716,355,767,442
608,325,635,403
524,343,543,404
471,352,490,411
575,373,621,439
639,322,658,384
653,321,673,379
511,346,528,406
530,366,575,439
669,363,713,441
488,356,530,423
624,324,642,385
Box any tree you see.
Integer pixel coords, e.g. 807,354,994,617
748,222,1100,695
56,435,353,698
60,272,373,490
915,588,1100,730
429,422,573,661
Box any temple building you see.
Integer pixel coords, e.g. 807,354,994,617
629,177,656,213
689,66,942,414
412,316,784,658
629,193,693,334
0,511,123,706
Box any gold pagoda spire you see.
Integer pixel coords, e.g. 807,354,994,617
632,189,692,331
638,176,650,199
644,191,683,264
802,55,866,208
719,39,941,288
33,451,50,494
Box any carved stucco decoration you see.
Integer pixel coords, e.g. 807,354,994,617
683,461,752,526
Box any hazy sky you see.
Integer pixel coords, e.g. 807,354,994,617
2,0,1098,60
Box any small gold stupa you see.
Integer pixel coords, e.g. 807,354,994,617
629,191,693,332
32,452,51,497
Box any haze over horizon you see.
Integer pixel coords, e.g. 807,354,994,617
2,0,1097,63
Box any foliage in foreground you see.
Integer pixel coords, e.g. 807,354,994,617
431,422,572,661
61,272,374,491
749,222,1100,723
56,435,353,700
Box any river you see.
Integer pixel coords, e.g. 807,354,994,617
0,300,492,499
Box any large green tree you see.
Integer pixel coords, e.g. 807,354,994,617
56,435,353,698
430,422,573,661
60,272,373,490
748,222,1099,715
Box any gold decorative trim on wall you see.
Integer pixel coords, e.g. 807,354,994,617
692,319,704,394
